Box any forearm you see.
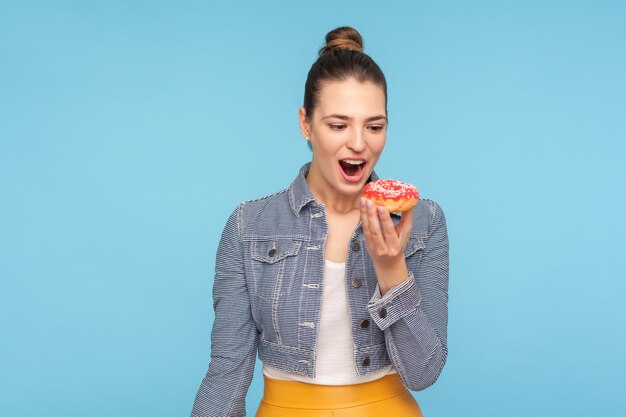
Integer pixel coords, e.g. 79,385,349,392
367,200,449,391
190,204,258,417
367,273,447,391
191,336,258,417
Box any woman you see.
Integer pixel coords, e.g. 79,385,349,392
191,26,449,417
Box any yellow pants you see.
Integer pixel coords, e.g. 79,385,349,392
255,373,424,417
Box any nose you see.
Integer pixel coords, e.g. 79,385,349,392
347,129,366,153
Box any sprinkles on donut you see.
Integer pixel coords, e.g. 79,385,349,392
363,179,419,212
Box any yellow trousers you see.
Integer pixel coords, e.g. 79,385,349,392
255,373,424,417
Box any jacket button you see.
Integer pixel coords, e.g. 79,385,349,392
360,319,370,329
362,356,370,367
351,278,362,288
352,241,360,252
268,248,277,257
379,307,388,318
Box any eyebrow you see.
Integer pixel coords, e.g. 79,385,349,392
321,114,387,122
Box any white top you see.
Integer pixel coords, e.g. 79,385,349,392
262,259,397,384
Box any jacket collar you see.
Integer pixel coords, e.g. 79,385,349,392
288,162,380,217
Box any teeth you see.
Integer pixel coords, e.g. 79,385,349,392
342,160,364,165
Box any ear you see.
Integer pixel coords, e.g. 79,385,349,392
298,107,311,140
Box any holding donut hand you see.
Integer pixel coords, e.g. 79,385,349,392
360,179,419,295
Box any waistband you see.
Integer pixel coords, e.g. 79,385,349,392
262,373,408,409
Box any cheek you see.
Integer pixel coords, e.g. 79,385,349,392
370,136,386,155
312,140,337,162
317,137,341,156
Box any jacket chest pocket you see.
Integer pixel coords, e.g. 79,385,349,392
249,239,302,301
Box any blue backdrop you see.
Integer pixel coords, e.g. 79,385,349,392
1,1,625,416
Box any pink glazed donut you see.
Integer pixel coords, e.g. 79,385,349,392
363,179,419,212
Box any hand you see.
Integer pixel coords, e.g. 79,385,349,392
360,197,415,295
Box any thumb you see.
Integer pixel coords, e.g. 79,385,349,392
395,206,414,240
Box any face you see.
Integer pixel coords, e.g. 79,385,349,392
299,78,387,198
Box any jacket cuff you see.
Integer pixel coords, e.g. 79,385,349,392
366,271,422,331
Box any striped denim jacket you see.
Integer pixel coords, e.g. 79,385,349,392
191,162,449,417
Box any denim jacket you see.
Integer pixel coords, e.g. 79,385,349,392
191,163,449,417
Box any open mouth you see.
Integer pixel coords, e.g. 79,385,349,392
339,159,366,180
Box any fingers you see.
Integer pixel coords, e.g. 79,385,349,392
378,206,400,249
360,198,401,255
360,198,375,247
360,197,370,236
396,206,414,242
399,207,414,249
361,198,386,250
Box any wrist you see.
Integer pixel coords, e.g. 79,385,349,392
375,261,409,295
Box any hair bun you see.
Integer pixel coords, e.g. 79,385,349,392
319,26,364,55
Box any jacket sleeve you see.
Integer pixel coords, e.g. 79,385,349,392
191,203,259,417
366,199,449,391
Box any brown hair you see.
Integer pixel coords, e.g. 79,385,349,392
303,26,388,120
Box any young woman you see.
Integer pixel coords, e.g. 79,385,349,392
191,26,449,417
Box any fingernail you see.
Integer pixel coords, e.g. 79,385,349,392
377,206,384,215
366,200,373,209
360,198,365,208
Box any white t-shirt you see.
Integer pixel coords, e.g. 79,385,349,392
262,259,397,384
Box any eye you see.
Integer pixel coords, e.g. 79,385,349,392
329,124,346,131
368,124,385,133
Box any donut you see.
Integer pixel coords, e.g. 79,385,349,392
362,179,419,212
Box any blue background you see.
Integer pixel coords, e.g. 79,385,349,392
1,1,625,416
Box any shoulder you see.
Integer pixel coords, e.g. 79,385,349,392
235,187,294,237
239,187,290,216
